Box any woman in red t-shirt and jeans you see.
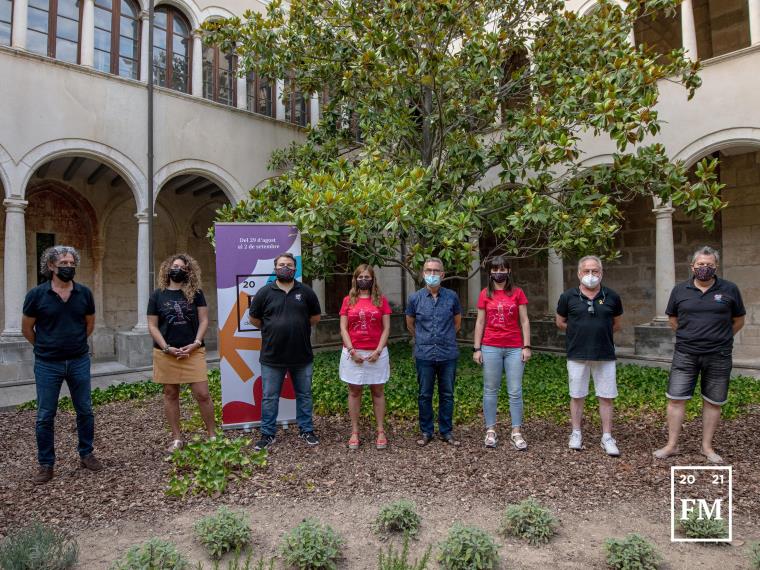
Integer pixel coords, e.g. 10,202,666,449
339,264,392,450
473,256,532,449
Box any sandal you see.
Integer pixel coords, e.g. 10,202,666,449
167,439,184,453
510,432,528,451
348,432,360,450
484,429,497,448
376,430,388,450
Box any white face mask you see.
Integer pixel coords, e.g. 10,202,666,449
581,274,601,288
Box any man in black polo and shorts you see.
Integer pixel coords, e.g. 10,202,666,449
654,246,745,464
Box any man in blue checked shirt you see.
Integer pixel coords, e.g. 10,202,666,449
406,257,463,447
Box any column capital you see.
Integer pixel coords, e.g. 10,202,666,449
652,206,675,218
135,211,151,223
192,29,204,40
3,198,29,213
139,10,149,21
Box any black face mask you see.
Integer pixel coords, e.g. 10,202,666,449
276,267,295,282
356,278,373,290
168,268,188,283
490,272,509,283
56,266,76,282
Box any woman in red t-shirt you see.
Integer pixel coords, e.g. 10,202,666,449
472,256,531,450
339,264,392,450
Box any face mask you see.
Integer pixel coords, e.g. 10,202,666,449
356,278,373,290
581,274,601,288
56,266,76,282
424,274,441,287
491,272,509,283
168,268,188,283
694,266,716,282
276,267,295,282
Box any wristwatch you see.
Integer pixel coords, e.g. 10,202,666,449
473,347,482,352
162,345,172,353
523,345,532,349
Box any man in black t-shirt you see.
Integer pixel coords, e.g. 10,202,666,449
556,255,623,456
249,252,321,451
21,246,104,484
654,246,745,464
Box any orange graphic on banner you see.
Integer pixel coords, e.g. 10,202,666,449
219,291,262,382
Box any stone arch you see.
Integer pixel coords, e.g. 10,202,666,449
671,128,760,169
154,159,242,205
200,6,235,22
0,144,12,199
155,0,202,29
18,139,146,211
577,0,627,17
26,182,99,241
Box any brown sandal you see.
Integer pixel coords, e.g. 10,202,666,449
376,430,388,450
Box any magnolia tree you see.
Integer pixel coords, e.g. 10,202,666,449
204,0,723,283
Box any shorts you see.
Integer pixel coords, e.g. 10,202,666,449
567,359,617,399
667,349,732,405
338,347,390,385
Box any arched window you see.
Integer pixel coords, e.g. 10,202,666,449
246,71,274,117
27,0,82,62
153,6,190,93
94,0,139,78
0,0,12,45
202,44,235,106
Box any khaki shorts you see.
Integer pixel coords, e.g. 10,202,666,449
567,359,617,399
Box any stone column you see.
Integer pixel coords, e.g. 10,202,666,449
547,247,564,316
11,0,27,49
80,0,95,66
467,237,481,313
627,28,636,48
309,93,319,127
139,11,150,82
681,0,698,61
750,0,760,45
191,31,203,97
92,241,105,321
2,198,28,338
275,79,286,121
653,203,676,321
311,278,326,314
133,212,150,331
236,74,247,110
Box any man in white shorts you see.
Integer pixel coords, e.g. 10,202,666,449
555,256,623,456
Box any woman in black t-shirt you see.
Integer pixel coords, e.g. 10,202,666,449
147,253,215,451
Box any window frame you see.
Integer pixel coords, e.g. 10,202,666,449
152,5,191,93
94,0,140,78
284,73,310,127
202,43,236,106
246,71,276,117
0,0,12,46
26,0,84,61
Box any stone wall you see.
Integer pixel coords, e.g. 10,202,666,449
694,0,751,60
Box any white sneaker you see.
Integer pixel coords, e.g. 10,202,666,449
601,435,620,457
568,431,582,450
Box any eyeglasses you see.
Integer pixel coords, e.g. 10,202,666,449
423,269,442,275
693,263,717,269
585,300,595,316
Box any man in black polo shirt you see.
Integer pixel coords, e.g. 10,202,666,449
21,245,104,484
249,252,321,450
556,255,623,456
654,246,745,464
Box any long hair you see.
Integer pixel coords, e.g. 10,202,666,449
486,255,513,299
157,253,202,303
348,264,383,307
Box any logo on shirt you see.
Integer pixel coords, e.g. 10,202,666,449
295,293,302,301
489,302,515,326
713,294,723,302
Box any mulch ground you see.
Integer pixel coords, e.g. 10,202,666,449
1,397,759,537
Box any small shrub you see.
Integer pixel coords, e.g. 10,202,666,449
166,435,267,497
374,500,422,537
748,542,760,570
194,506,251,559
211,550,276,570
500,498,557,546
604,533,661,570
377,537,431,570
110,538,189,570
0,521,78,570
437,524,498,570
678,510,728,539
279,518,344,570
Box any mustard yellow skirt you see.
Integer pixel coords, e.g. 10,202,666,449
152,347,207,384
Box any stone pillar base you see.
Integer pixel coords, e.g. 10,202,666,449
634,320,675,358
90,328,115,360
0,339,35,383
532,317,565,351
116,331,153,368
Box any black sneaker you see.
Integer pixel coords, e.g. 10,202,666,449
299,431,320,446
254,434,276,451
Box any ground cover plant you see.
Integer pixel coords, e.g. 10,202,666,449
377,537,431,570
604,533,661,570
678,510,729,539
279,518,344,570
500,498,557,546
373,500,422,537
166,436,267,497
437,524,499,570
749,542,760,570
16,380,163,411
194,506,251,559
110,538,189,570
0,521,78,570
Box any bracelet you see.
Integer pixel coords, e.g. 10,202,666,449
473,347,481,352
523,345,532,349
194,339,202,346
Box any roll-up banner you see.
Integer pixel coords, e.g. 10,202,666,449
214,223,301,430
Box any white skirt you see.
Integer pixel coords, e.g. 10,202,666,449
339,347,390,385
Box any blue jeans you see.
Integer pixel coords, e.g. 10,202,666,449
416,358,457,436
34,354,94,466
260,363,314,436
482,346,524,428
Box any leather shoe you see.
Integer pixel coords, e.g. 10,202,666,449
34,465,54,485
79,454,105,472
416,433,433,447
440,432,460,447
